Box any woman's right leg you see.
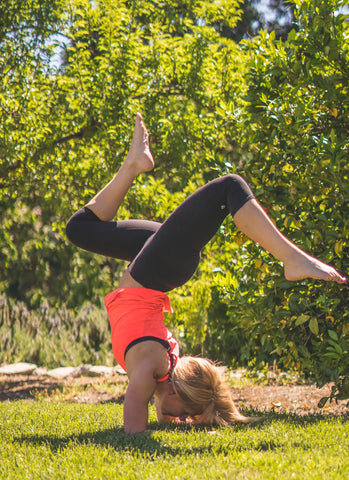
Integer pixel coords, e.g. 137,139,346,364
66,208,161,261
66,113,161,262
85,112,154,221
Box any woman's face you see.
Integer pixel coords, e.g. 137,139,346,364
160,391,189,417
155,381,192,420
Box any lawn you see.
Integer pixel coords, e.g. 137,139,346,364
1,400,348,480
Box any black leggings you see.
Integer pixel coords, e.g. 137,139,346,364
66,174,255,291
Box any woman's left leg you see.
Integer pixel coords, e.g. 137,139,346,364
233,199,346,283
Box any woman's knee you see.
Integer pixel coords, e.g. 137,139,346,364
220,173,247,187
65,215,80,245
65,207,95,245
221,174,255,216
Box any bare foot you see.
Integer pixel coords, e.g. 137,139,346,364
125,112,154,174
284,253,346,284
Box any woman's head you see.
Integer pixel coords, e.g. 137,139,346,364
171,356,254,425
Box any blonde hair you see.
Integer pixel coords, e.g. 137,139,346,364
171,356,255,425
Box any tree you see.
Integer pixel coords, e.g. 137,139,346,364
218,0,296,42
0,0,246,305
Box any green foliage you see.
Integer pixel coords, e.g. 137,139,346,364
1,0,246,305
213,0,349,401
169,279,213,356
0,200,125,306
0,295,114,367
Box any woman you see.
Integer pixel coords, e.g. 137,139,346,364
66,113,346,433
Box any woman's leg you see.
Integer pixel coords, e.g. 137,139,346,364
233,199,346,283
66,113,161,261
127,175,346,291
67,112,346,287
66,208,161,261
128,175,256,291
86,112,154,221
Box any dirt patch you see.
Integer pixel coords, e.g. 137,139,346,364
233,383,348,416
0,374,348,417
0,374,128,404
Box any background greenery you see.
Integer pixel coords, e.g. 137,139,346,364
1,0,348,403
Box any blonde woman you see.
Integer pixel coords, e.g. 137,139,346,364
66,113,346,433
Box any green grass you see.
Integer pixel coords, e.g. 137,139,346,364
1,401,348,479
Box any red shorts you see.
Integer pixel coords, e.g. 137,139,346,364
104,288,179,377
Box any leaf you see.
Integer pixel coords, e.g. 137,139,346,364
295,314,310,326
331,107,338,118
276,280,294,289
333,343,343,355
334,241,343,257
309,317,319,336
318,396,329,409
323,352,339,360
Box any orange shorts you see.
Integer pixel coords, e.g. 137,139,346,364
104,288,179,376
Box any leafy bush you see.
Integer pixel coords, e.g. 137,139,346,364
212,0,349,404
0,295,113,368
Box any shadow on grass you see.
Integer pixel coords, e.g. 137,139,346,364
14,410,349,456
0,378,63,401
0,378,126,404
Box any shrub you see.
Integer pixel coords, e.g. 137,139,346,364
213,0,349,404
0,295,114,368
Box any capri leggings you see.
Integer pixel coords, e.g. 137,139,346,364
66,174,255,292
